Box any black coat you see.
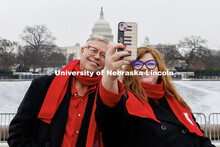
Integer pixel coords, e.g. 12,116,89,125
95,90,215,147
8,75,96,147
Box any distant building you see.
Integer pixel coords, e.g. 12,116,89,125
54,47,67,57
55,7,113,63
66,44,81,60
90,7,113,42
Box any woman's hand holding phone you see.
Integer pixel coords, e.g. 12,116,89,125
101,43,130,93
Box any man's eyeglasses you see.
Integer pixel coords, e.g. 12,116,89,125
132,60,158,70
85,45,106,60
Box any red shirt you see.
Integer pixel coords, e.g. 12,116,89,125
61,77,97,147
61,78,124,147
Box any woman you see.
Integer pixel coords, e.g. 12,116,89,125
95,43,215,147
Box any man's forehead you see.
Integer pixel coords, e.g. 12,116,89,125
89,40,107,45
88,40,108,51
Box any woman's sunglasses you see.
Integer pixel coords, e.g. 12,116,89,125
132,60,157,70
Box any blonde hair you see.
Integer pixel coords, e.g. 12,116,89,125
122,46,191,111
84,35,109,47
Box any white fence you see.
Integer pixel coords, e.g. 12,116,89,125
0,113,15,143
0,113,220,142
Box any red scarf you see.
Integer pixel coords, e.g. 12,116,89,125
126,81,204,136
38,59,103,147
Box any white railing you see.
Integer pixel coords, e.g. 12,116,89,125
0,113,15,143
208,113,220,141
0,113,220,142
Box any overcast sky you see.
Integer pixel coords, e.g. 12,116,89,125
1,0,220,49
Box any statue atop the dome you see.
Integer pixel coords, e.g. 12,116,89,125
100,7,104,18
101,7,103,14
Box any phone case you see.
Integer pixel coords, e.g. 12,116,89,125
117,22,138,61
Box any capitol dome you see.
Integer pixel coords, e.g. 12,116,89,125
91,7,113,42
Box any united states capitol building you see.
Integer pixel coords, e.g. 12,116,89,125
55,8,113,62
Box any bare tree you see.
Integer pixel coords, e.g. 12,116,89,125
20,25,56,72
68,53,76,63
16,45,32,69
0,39,17,72
154,44,183,67
39,44,56,72
202,49,220,69
142,36,150,46
178,36,208,70
48,52,66,67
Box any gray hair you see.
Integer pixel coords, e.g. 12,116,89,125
84,35,109,47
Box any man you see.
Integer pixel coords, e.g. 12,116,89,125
8,35,109,147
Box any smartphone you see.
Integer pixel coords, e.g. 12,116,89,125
117,22,138,61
